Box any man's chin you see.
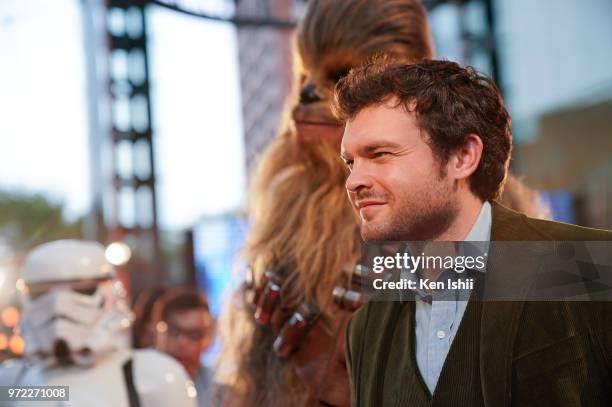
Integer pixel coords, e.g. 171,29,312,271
360,223,391,242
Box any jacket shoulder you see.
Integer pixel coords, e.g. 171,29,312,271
523,216,612,241
492,202,612,241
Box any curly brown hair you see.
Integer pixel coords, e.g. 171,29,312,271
334,58,512,201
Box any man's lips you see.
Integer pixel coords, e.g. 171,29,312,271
355,199,386,209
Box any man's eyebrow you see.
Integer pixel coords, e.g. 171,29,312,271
340,141,403,161
358,141,402,154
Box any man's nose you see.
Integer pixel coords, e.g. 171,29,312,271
345,162,372,194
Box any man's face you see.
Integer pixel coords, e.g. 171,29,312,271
341,101,459,241
156,308,211,377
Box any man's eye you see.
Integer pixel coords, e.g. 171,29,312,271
373,152,390,158
344,160,353,170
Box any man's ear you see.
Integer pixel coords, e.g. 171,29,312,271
448,134,483,181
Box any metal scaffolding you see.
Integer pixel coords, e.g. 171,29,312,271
106,1,162,288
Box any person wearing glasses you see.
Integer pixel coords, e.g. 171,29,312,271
153,287,214,407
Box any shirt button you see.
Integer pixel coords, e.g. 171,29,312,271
436,330,446,339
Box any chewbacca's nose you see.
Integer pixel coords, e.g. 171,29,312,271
299,84,322,105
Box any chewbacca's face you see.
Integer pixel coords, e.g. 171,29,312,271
291,0,433,141
291,53,351,140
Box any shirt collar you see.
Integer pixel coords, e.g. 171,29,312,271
402,201,492,302
462,201,491,274
401,201,492,266
465,201,492,242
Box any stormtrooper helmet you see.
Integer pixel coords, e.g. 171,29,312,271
18,240,132,366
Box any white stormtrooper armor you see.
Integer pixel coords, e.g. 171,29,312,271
0,240,198,407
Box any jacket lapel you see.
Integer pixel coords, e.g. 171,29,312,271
479,203,543,406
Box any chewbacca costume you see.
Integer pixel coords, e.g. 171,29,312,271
214,1,546,406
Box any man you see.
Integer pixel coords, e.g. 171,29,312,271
0,240,197,407
335,60,612,406
153,287,214,407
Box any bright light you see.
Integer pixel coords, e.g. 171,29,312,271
1,307,19,328
8,335,24,355
105,242,132,266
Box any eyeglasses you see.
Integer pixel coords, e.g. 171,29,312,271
156,321,206,342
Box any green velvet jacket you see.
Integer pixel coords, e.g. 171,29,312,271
346,203,612,406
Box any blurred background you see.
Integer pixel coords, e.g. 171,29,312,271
0,0,611,360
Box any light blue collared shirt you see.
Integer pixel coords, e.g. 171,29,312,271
414,201,491,394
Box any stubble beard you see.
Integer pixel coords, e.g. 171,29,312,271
360,178,459,242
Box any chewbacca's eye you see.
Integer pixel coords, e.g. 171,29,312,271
328,68,350,83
